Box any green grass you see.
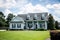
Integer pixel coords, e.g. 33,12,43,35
0,31,50,40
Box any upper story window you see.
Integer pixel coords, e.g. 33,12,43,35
26,15,30,20
33,14,37,20
41,14,45,20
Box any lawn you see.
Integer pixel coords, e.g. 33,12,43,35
0,31,50,40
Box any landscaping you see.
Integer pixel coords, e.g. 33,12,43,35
50,30,60,40
0,31,50,40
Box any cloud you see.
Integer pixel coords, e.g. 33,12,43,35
34,4,48,12
18,3,48,14
46,3,60,9
46,3,60,22
53,15,60,22
0,0,28,9
4,9,12,17
0,0,16,8
0,0,28,16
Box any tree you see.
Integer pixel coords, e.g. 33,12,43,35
55,21,59,29
0,12,5,17
0,12,6,27
6,13,14,22
6,13,14,27
47,14,55,30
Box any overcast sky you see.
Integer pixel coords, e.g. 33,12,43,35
0,0,60,22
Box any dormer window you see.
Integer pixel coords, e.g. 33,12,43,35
33,14,37,20
41,14,45,20
26,15,30,20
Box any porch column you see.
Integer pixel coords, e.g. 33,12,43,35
45,21,47,29
9,23,12,29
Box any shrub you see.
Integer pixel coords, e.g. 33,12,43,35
36,29,47,31
50,30,60,40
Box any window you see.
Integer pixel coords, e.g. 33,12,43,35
39,23,45,28
26,15,30,20
33,14,37,20
40,24,42,28
28,22,32,28
17,24,21,28
12,23,16,28
41,14,45,20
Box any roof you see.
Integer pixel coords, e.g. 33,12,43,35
18,12,48,20
10,16,24,23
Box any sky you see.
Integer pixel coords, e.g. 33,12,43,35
0,0,60,22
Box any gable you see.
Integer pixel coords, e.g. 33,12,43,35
10,16,24,22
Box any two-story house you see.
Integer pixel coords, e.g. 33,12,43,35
9,12,48,30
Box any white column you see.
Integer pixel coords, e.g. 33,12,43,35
16,23,17,29
45,21,47,29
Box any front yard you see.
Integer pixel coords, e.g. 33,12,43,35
0,31,50,40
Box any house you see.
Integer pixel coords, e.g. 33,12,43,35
9,12,48,30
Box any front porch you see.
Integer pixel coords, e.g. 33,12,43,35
25,20,47,30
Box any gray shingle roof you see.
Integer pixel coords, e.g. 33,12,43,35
17,12,48,21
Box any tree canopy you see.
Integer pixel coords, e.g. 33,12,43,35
6,13,14,22
47,14,55,30
55,21,59,29
6,13,15,27
0,12,6,27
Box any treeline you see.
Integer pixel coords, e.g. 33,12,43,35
0,12,15,27
0,11,59,30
